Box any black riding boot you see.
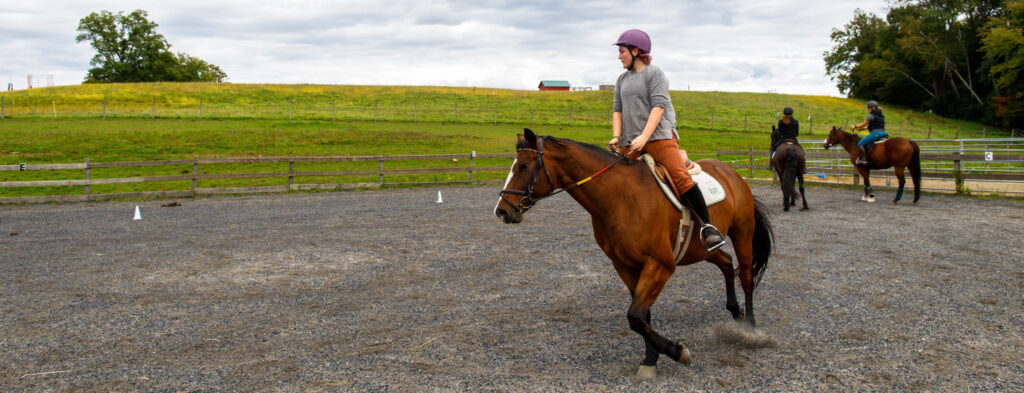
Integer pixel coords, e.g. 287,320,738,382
680,185,726,251
856,145,869,166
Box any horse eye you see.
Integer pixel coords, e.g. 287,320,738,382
519,163,529,171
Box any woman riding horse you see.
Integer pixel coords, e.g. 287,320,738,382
609,28,725,251
851,101,888,166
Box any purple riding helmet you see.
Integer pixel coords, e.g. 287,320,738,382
613,29,651,53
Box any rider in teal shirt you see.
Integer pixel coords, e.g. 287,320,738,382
851,101,887,166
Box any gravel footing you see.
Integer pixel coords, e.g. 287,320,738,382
2,185,1022,392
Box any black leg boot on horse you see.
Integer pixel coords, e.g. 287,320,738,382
680,185,726,251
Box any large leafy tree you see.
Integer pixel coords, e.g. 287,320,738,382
75,10,227,83
825,0,1005,124
980,0,1024,128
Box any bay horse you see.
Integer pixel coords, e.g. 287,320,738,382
770,125,809,211
823,126,921,204
495,129,774,378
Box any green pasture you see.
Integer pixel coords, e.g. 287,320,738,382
0,83,1013,199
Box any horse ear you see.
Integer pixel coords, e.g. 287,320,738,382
523,128,538,148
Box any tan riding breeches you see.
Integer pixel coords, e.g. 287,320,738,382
622,138,696,194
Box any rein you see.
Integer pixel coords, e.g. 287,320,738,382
499,138,627,213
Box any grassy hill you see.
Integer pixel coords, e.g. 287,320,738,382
0,83,1013,198
1,82,1005,138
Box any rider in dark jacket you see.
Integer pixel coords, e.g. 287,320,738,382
771,107,805,172
771,106,799,155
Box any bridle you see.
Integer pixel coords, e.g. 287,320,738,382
498,137,626,214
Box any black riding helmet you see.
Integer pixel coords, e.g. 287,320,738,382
866,100,879,109
783,107,793,115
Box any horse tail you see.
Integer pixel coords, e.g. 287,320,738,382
751,197,774,289
910,140,922,203
783,149,799,200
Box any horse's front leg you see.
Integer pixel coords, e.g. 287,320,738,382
628,260,690,378
858,167,876,203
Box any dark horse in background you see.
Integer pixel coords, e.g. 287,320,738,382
495,129,774,378
824,126,921,204
770,125,809,211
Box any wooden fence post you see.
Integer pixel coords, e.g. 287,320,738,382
953,153,965,194
103,96,107,120
808,115,813,135
84,158,90,199
748,147,754,178
288,161,295,189
378,157,385,184
469,151,475,181
192,156,199,196
927,126,931,139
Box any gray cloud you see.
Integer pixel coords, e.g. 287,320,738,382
0,0,887,95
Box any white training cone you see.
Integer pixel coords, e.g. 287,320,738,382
436,191,444,203
133,205,141,220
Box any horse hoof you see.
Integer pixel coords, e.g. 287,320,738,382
637,365,657,379
668,343,692,365
800,207,809,211
892,200,900,205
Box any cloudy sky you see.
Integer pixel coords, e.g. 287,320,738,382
1,1,889,96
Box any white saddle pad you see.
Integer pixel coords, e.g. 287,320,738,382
639,154,727,211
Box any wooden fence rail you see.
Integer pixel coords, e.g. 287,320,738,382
717,149,1024,194
0,153,516,204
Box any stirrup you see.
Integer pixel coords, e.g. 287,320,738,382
700,224,726,252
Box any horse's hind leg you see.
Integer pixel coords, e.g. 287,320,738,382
707,251,741,320
733,238,757,326
798,174,808,210
892,167,906,204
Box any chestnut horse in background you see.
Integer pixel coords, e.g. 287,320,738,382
495,129,774,378
824,126,921,204
770,125,809,211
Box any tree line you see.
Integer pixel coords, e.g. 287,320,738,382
76,10,227,84
825,0,1023,129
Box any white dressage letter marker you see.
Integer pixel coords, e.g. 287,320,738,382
436,191,443,203
133,205,141,220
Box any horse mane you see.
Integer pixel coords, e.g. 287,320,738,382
520,135,619,160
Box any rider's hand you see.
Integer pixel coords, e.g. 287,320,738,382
629,135,649,153
608,137,620,153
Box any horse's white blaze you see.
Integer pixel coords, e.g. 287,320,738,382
495,158,518,212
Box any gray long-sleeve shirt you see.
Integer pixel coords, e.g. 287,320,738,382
613,64,677,146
